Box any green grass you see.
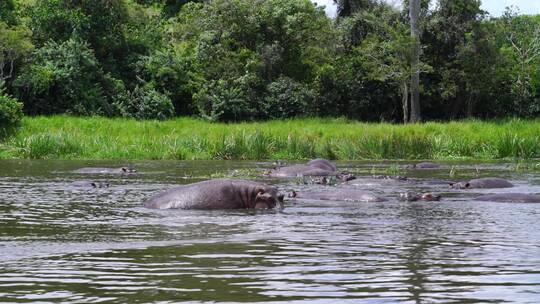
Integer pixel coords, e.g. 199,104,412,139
1,115,540,160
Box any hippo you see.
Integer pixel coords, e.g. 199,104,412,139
307,159,337,172
289,189,386,202
450,177,513,189
406,162,440,169
70,181,110,188
144,179,284,210
474,193,540,203
73,166,136,174
264,158,355,181
398,192,441,202
264,165,339,178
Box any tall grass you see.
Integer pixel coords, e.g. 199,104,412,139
1,115,539,160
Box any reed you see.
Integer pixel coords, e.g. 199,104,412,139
1,116,539,160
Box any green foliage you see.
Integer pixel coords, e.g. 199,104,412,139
0,85,23,130
194,78,255,122
263,76,315,119
0,22,34,83
115,85,174,120
1,0,540,123
4,116,540,160
14,38,114,116
0,0,17,25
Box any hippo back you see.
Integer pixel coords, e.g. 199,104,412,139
144,179,280,210
468,178,513,189
293,189,385,202
307,159,337,172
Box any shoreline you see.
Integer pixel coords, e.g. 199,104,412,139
1,116,539,160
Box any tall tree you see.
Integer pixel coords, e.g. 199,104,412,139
409,0,421,122
334,0,378,18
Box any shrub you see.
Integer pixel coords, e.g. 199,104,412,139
14,38,113,116
194,78,255,122
115,86,174,120
0,85,23,130
263,76,315,119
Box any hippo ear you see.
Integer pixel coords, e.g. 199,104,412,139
121,167,127,172
449,182,454,188
91,182,97,188
278,194,284,202
465,182,470,188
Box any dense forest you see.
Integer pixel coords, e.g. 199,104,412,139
1,0,539,126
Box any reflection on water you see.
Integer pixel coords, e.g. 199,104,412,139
1,160,540,303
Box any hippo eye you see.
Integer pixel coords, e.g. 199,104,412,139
465,183,470,188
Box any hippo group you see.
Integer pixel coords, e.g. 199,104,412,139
69,159,536,210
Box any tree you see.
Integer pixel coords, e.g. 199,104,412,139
0,22,34,84
334,0,379,18
409,0,421,122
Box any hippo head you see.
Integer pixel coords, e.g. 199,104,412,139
253,186,284,209
90,182,110,188
399,192,420,202
121,166,137,174
449,182,470,189
421,192,441,201
339,173,356,182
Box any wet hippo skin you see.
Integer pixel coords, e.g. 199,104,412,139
450,178,513,189
289,189,386,203
73,166,137,174
144,179,284,210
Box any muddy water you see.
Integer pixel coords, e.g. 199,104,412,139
1,160,540,303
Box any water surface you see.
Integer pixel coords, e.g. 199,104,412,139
1,160,540,303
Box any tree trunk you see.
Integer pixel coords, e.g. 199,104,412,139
402,82,409,123
409,0,421,123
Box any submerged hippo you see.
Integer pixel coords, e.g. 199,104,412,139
264,165,338,178
307,159,337,172
70,181,110,188
264,159,354,181
144,179,284,210
289,189,386,202
450,177,513,189
73,166,136,174
406,162,440,169
474,193,540,203
398,192,441,202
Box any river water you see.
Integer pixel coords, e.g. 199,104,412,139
1,160,540,303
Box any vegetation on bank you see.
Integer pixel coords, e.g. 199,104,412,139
1,0,540,127
1,116,539,160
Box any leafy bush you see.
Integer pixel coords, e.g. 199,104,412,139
14,38,114,116
263,76,315,119
0,85,23,130
115,86,174,120
194,78,256,122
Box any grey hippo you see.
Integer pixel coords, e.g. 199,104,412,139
398,191,442,202
474,193,540,203
264,159,354,181
288,189,386,202
307,158,337,172
450,177,513,189
405,162,440,169
144,179,284,210
73,166,137,174
70,181,110,188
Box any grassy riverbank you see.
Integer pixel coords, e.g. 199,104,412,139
1,116,540,160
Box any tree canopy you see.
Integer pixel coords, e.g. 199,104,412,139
0,0,539,124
